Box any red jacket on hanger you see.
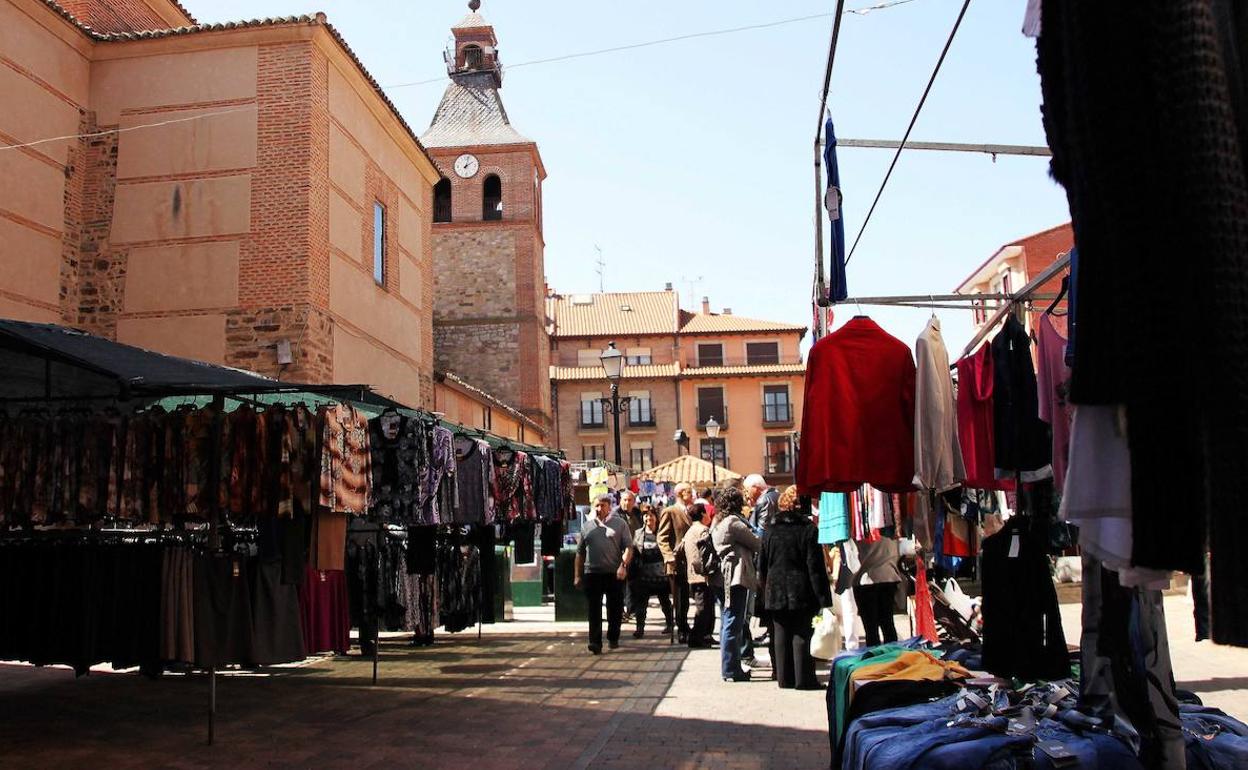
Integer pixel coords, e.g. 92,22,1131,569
797,317,916,495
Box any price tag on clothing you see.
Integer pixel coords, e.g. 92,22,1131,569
1008,534,1020,559
232,560,240,578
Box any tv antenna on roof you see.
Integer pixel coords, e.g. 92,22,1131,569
595,245,606,292
681,275,704,309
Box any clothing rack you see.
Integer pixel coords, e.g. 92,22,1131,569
960,251,1071,358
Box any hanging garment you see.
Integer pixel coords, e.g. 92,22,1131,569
797,316,916,494
318,403,371,515
368,412,422,523
956,345,1011,490
1059,405,1171,590
912,317,965,492
421,425,455,524
1080,554,1186,769
991,315,1053,481
277,404,318,519
980,516,1070,681
453,438,494,524
220,404,265,518
1036,314,1074,490
818,492,849,545
407,525,437,576
1038,0,1248,645
298,566,350,655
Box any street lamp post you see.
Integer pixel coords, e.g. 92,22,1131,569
598,341,632,467
705,417,721,485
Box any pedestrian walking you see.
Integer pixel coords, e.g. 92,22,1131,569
852,535,902,647
680,501,718,648
759,486,834,689
711,485,761,682
574,494,633,654
630,505,674,638
658,483,695,643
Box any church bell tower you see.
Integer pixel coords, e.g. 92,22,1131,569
423,1,551,430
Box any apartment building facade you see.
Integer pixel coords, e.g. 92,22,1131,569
956,222,1074,336
548,290,806,486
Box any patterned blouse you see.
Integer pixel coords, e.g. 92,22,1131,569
319,403,372,515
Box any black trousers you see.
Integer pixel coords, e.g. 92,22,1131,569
772,609,818,689
583,572,624,649
689,583,716,644
631,582,673,631
673,573,690,633
853,583,899,647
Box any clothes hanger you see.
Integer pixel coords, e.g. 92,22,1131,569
1045,275,1070,316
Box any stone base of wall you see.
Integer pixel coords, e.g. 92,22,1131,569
225,304,333,383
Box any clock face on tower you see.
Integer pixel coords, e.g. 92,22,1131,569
453,153,480,178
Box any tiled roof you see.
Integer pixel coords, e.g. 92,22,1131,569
454,10,491,29
547,291,680,338
550,363,680,382
436,370,541,432
421,76,530,148
639,455,741,486
683,363,806,378
39,7,430,164
679,311,807,335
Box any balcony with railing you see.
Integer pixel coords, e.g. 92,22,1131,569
686,353,804,369
696,408,727,430
762,402,794,427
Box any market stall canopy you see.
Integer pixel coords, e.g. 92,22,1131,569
639,455,741,487
0,319,320,400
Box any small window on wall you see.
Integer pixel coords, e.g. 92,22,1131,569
766,436,793,474
630,443,655,472
373,201,386,285
625,347,652,365
746,341,780,365
696,343,724,367
628,391,654,426
700,438,727,467
483,174,502,221
763,385,792,423
580,395,604,428
482,406,493,431
577,348,601,367
434,178,452,223
583,444,606,461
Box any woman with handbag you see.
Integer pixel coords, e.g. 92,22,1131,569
758,486,834,689
630,505,674,638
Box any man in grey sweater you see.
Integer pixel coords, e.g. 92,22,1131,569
575,494,634,654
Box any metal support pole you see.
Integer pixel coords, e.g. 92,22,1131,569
372,625,379,685
669,574,678,646
208,667,216,746
610,383,623,467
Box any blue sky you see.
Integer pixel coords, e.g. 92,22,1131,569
199,0,1071,353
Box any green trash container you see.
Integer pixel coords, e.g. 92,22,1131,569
554,547,587,622
494,545,514,622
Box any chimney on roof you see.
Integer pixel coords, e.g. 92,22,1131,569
701,297,711,315
664,282,673,291
723,308,732,315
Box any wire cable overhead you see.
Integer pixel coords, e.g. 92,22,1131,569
844,0,973,266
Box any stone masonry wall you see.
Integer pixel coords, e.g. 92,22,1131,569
434,322,520,409
63,113,125,338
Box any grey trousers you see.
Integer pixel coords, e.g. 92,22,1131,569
1080,553,1184,769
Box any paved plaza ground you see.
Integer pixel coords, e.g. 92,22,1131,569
0,595,1243,769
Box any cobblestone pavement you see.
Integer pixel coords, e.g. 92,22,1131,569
0,618,827,769
0,595,1242,769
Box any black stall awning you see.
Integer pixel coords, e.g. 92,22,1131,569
0,319,306,400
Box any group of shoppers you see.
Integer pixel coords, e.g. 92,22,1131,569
575,475,900,689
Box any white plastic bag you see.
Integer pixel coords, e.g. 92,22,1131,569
942,578,976,622
810,608,843,660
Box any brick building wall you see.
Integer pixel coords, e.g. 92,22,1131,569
429,143,551,425
554,376,680,466
1,4,441,409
